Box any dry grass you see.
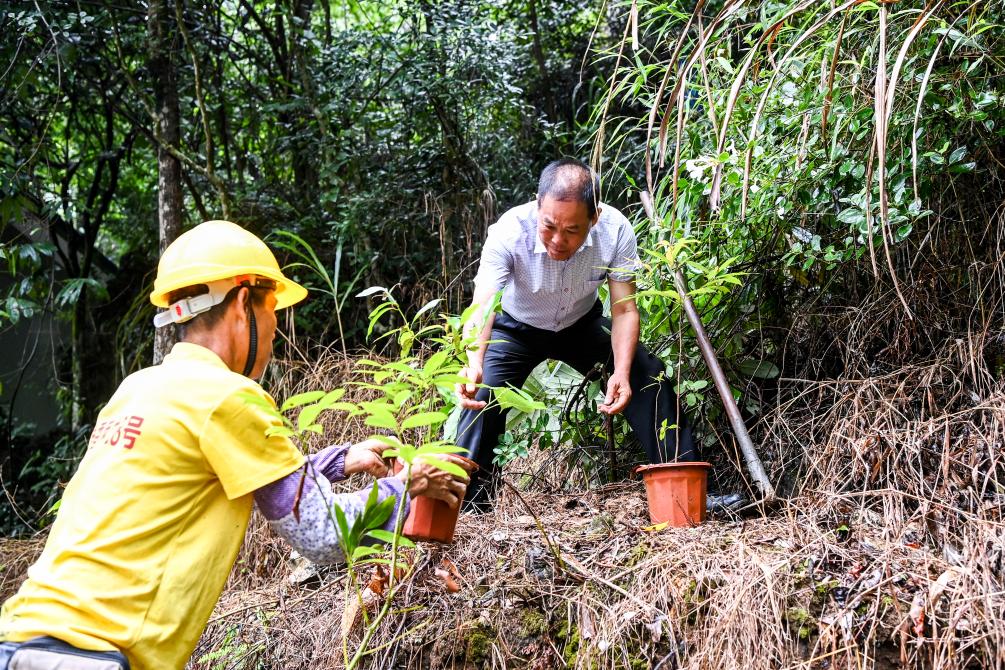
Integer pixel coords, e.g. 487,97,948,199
181,330,1004,669
3,300,1003,669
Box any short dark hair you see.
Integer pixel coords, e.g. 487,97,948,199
536,158,601,219
167,283,270,339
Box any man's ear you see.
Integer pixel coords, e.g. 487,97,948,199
591,205,602,227
231,286,251,320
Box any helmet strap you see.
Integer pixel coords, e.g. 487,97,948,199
242,290,259,378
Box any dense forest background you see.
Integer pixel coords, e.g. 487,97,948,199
3,2,1005,667
1,0,613,531
3,0,1004,539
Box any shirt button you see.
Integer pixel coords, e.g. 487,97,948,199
564,288,569,293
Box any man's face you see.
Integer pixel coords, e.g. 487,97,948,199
537,195,596,261
249,290,278,380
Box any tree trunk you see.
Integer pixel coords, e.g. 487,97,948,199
149,0,183,365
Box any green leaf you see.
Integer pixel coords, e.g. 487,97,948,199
318,389,346,406
837,208,863,225
236,391,278,411
367,529,414,547
356,285,389,298
333,503,352,556
423,350,451,375
948,146,967,164
418,456,469,479
297,403,326,430
494,386,545,413
364,409,398,431
401,411,448,430
352,545,383,560
737,359,780,379
412,298,442,322
281,391,326,412
366,495,395,529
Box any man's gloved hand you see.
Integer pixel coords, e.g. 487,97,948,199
343,438,394,478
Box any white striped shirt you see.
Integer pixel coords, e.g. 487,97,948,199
473,201,639,331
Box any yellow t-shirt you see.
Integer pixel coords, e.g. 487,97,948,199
0,343,304,670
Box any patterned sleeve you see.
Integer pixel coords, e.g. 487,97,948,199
254,465,409,565
609,212,640,282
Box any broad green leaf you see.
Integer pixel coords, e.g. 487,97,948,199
281,391,326,412
297,403,326,430
737,359,781,379
352,545,382,560
364,409,398,431
495,386,545,413
367,529,415,548
401,411,448,430
418,456,469,479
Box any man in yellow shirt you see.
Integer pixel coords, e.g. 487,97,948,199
0,221,467,670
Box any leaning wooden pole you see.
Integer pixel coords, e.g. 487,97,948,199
640,192,776,502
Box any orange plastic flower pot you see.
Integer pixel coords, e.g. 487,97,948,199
635,462,711,527
396,456,478,544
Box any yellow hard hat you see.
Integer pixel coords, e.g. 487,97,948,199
150,220,308,310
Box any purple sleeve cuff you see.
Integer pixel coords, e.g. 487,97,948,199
309,443,350,482
373,476,410,534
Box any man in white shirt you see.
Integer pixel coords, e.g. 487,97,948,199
455,159,695,508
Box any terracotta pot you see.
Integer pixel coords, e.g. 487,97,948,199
395,456,478,544
635,462,711,527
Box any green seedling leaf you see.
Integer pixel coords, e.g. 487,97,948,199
352,545,383,560
280,391,326,412
265,426,295,438
401,411,448,430
396,444,418,462
329,402,362,415
367,495,395,529
318,389,346,406
423,350,451,375
297,403,327,430
415,443,468,455
364,410,398,431
418,456,469,479
333,503,352,555
367,529,415,547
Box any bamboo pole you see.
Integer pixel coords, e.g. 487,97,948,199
640,192,776,502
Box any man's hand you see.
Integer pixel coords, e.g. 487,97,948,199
456,365,487,410
599,370,632,415
343,438,393,477
397,454,475,509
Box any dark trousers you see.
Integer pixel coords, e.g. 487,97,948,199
456,302,696,507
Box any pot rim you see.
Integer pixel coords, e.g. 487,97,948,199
634,461,712,475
